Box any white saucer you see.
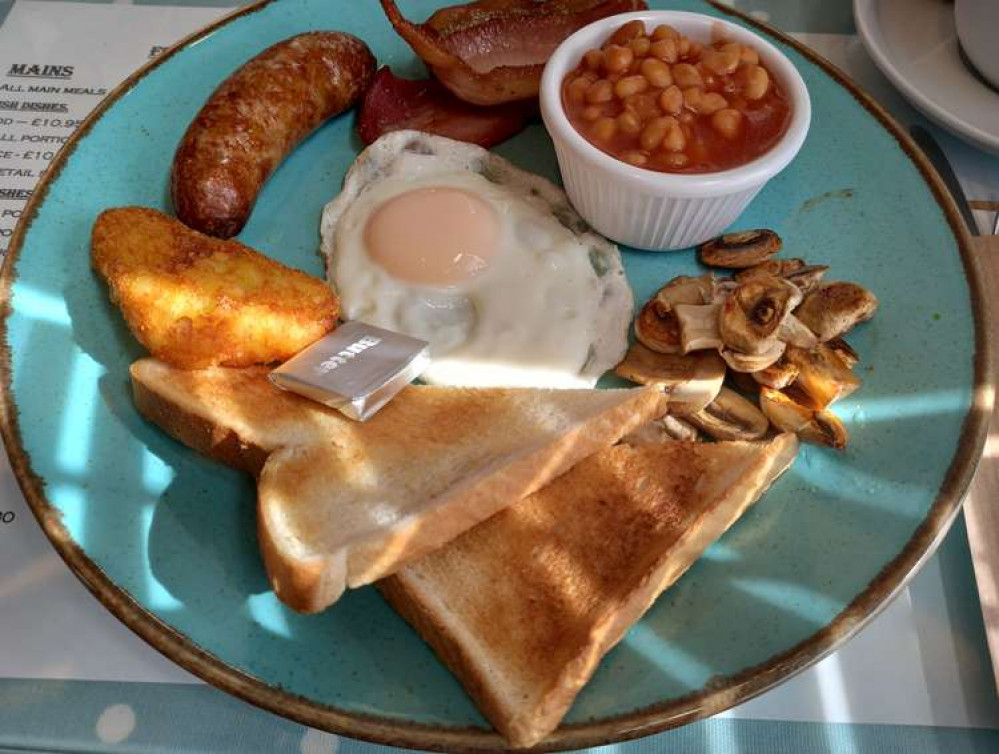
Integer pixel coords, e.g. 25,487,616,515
854,0,999,155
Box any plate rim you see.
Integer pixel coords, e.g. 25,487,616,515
0,1,993,751
853,0,999,156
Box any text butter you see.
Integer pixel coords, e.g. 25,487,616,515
270,321,429,421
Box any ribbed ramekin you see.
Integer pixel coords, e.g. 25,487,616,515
540,10,811,251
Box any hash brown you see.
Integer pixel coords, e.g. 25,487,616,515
92,207,338,368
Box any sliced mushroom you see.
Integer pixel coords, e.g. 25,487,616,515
698,229,782,269
620,420,670,447
662,414,702,441
734,258,805,283
654,274,714,311
689,387,770,440
635,299,682,354
778,313,819,349
727,369,762,395
826,337,860,368
803,413,849,449
614,342,726,414
736,260,828,293
720,338,786,372
673,303,725,353
784,264,830,294
753,355,800,389
784,344,860,409
759,387,849,449
710,276,740,304
719,275,802,355
620,415,701,445
794,282,879,341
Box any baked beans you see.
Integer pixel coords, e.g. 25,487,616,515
561,20,791,173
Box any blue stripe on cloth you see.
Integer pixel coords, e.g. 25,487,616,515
1,679,997,754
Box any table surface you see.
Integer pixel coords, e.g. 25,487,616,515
1,1,998,753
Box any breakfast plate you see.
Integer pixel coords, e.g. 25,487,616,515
0,0,992,750
854,0,999,156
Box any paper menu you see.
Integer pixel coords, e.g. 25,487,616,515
0,1,226,257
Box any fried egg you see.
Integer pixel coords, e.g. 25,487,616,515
319,131,632,388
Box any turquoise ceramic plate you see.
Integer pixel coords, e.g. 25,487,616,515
1,0,992,751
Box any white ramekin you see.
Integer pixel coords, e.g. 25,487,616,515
540,10,811,251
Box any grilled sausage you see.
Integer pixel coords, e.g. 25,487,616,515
171,32,376,238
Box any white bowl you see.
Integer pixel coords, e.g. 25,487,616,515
540,10,811,251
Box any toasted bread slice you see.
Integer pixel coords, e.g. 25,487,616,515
380,434,798,748
130,358,668,612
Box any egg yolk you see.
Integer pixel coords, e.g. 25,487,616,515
365,187,499,286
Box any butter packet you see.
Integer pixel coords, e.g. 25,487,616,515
270,321,429,421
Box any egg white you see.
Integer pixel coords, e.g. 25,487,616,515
320,131,633,389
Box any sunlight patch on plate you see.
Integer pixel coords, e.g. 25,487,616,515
700,541,741,564
142,450,174,495
624,623,713,688
56,351,103,476
843,389,968,423
140,504,184,612
788,456,929,515
732,577,843,626
47,482,85,540
13,282,70,327
247,592,293,639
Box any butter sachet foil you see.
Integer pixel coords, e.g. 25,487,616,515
270,321,429,421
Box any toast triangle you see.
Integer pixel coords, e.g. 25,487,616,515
129,358,668,612
379,434,798,747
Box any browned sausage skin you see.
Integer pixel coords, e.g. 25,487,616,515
171,32,376,238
